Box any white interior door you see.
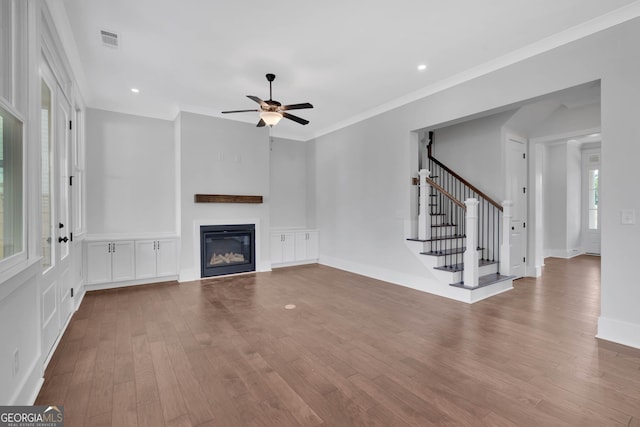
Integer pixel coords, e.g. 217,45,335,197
39,64,74,362
506,136,528,278
582,149,601,254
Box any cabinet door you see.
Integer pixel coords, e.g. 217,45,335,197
271,233,284,264
306,231,319,259
295,232,308,261
86,242,111,285
112,241,135,282
135,240,157,279
156,239,178,277
282,232,296,262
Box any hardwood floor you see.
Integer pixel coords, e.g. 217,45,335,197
36,255,640,426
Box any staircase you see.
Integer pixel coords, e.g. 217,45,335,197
406,145,514,303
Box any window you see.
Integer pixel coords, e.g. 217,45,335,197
0,102,24,261
588,168,599,230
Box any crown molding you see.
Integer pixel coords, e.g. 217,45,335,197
44,0,91,104
312,1,640,140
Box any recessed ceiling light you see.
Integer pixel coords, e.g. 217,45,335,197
417,64,427,71
589,133,600,137
131,88,140,93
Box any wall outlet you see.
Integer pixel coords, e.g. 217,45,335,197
12,349,19,377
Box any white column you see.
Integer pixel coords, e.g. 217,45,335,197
463,198,479,288
500,200,513,276
418,169,431,240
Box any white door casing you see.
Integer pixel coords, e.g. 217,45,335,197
506,135,528,279
39,64,74,362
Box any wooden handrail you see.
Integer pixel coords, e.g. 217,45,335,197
428,155,503,211
426,177,466,210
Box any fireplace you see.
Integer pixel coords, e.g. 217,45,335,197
200,224,255,277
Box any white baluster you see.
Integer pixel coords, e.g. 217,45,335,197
500,200,513,276
418,169,431,240
463,198,479,288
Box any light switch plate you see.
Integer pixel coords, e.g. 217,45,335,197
621,209,636,225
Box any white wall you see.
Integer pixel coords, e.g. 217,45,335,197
0,265,40,405
86,108,176,235
270,137,309,228
177,112,271,281
314,17,640,349
530,103,601,139
433,110,515,201
544,144,567,255
543,142,582,258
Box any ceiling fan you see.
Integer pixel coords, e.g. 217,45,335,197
222,73,313,127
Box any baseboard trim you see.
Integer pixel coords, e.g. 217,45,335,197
84,275,179,292
544,249,584,259
597,316,640,350
271,259,318,269
319,255,476,304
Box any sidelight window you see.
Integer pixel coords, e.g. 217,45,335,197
0,102,24,263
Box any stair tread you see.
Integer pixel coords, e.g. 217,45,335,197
449,273,514,289
408,235,464,243
433,259,498,272
420,247,482,256
424,235,465,242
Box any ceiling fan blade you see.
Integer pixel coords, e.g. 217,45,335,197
247,95,268,108
257,119,266,127
281,103,313,111
221,109,259,114
283,112,309,125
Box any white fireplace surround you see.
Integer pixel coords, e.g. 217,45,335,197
185,218,270,282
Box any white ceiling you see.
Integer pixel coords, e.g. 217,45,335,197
58,0,639,140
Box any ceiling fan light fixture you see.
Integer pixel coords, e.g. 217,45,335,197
260,111,282,126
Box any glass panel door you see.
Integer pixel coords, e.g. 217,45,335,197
41,78,54,269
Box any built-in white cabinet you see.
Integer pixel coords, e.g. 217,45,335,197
135,239,178,279
295,231,319,261
85,236,178,287
271,229,319,267
271,232,296,264
86,241,135,285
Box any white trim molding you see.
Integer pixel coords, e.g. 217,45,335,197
597,316,640,350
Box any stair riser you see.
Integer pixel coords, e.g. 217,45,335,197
432,262,499,283
421,237,465,253
430,225,458,235
431,248,482,268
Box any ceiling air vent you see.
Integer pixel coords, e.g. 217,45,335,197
100,30,119,48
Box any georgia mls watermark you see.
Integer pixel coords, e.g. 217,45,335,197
0,406,64,427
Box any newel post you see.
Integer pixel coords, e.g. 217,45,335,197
500,200,513,276
418,169,431,240
463,198,479,288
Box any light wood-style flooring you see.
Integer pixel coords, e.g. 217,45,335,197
36,256,640,426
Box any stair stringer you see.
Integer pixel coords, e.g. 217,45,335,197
404,240,514,303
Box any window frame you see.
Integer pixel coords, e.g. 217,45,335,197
0,96,27,274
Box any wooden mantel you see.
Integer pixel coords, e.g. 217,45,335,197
194,194,263,204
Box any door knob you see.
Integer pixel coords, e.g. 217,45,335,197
59,222,64,229
58,236,69,243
